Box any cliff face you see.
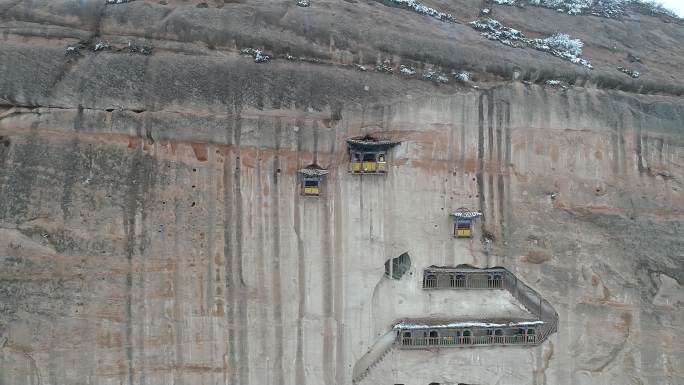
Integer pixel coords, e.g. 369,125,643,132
1,1,682,385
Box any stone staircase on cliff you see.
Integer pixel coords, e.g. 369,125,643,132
407,266,559,347
352,330,397,384
354,267,558,383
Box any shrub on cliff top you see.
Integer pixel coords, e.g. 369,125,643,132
383,0,456,22
470,19,593,69
494,0,679,19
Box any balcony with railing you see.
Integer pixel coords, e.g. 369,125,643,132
395,318,544,349
400,334,539,347
423,267,504,289
353,267,559,383
347,135,400,174
394,266,558,349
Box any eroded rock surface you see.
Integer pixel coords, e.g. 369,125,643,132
0,1,682,385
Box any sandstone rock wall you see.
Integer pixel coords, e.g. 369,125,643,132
2,82,682,385
1,1,682,385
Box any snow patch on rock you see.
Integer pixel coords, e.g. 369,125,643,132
423,69,449,83
634,0,681,19
241,48,270,63
470,18,527,47
455,71,472,82
383,0,456,22
93,42,111,52
470,18,592,68
65,45,80,57
254,50,269,63
400,65,417,76
530,33,592,68
128,42,153,55
617,66,640,78
545,79,569,88
492,0,680,20
375,59,394,73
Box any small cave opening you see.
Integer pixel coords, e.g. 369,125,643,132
384,252,411,280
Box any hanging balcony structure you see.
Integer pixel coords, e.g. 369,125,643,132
396,266,558,349
395,318,544,348
347,135,400,174
297,164,329,196
450,207,482,238
352,266,559,383
422,266,504,289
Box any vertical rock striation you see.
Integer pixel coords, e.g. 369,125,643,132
1,1,682,385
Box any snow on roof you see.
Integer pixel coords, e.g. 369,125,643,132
347,136,401,148
298,165,329,176
394,320,544,330
450,208,482,218
424,265,505,273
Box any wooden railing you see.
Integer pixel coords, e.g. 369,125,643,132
350,161,387,173
423,270,504,289
415,267,558,347
400,334,538,348
500,269,558,343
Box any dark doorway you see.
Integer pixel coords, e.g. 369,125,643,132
385,252,411,279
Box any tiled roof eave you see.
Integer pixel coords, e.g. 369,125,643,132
394,320,545,330
346,138,401,149
450,211,482,218
297,168,329,176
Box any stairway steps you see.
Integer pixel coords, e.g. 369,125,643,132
353,346,394,384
